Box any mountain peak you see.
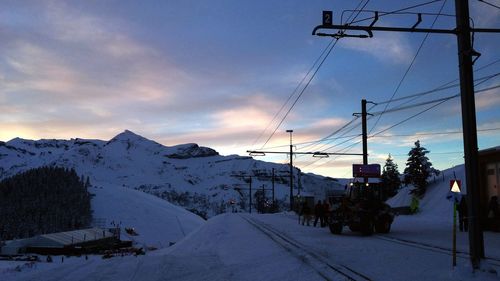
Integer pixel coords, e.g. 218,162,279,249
112,130,142,140
108,130,154,143
105,130,163,152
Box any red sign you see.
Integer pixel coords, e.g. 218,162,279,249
352,164,381,178
450,180,461,193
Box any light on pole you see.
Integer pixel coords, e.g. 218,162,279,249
286,129,294,211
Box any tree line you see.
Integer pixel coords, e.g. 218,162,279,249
0,166,92,240
381,140,439,198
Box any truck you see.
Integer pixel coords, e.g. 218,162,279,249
327,181,394,235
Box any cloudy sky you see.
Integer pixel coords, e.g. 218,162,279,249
1,0,499,177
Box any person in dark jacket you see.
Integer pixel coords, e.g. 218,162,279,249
313,200,323,227
301,202,311,226
321,200,330,227
487,196,499,231
457,197,468,232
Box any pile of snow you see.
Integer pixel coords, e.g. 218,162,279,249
91,182,204,248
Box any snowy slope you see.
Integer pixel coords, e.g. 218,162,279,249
387,164,467,220
90,182,204,248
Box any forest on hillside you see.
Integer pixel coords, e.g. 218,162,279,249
0,166,92,240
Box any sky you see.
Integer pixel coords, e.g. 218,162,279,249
0,0,499,178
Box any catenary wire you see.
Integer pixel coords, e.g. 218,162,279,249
347,0,446,25
373,72,500,106
370,127,500,138
243,0,370,177
294,1,456,155
478,0,500,9
258,0,370,150
301,77,500,172
251,38,336,147
368,0,448,135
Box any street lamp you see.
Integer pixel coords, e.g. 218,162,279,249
286,130,294,211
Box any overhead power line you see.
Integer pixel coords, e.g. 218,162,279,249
370,83,500,116
295,60,499,171
370,98,450,138
251,38,336,147
369,127,500,138
368,0,449,134
242,0,371,178
258,40,339,149
478,0,500,9
262,133,361,151
295,1,458,155
347,0,447,25
257,0,371,150
304,140,362,171
295,116,360,152
373,72,500,105
368,78,500,140
391,151,463,156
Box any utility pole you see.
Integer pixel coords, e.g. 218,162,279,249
272,168,275,202
249,176,252,214
298,170,302,195
455,0,484,265
287,129,294,211
361,99,368,166
248,131,363,211
231,175,253,214
353,99,373,184
311,0,500,269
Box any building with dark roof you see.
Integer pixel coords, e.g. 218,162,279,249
0,228,118,255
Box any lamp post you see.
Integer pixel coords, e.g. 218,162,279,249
286,129,294,211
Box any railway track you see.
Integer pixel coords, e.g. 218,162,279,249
374,235,500,268
242,215,373,281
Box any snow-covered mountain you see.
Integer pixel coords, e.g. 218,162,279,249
0,130,343,218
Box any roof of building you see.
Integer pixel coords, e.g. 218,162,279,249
479,146,500,156
2,228,113,252
34,228,113,247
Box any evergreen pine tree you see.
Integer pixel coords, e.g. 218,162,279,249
403,140,438,196
0,166,92,240
85,176,91,188
381,154,401,198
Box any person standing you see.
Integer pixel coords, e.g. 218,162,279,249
301,202,311,226
321,200,330,227
487,196,499,231
313,200,323,227
457,197,468,232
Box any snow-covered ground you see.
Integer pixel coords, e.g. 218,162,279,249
2,163,500,281
2,212,499,281
90,182,205,248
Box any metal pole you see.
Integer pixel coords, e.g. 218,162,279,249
454,0,484,269
272,168,275,202
361,99,369,185
453,202,457,267
287,130,294,211
362,99,368,166
249,177,252,214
